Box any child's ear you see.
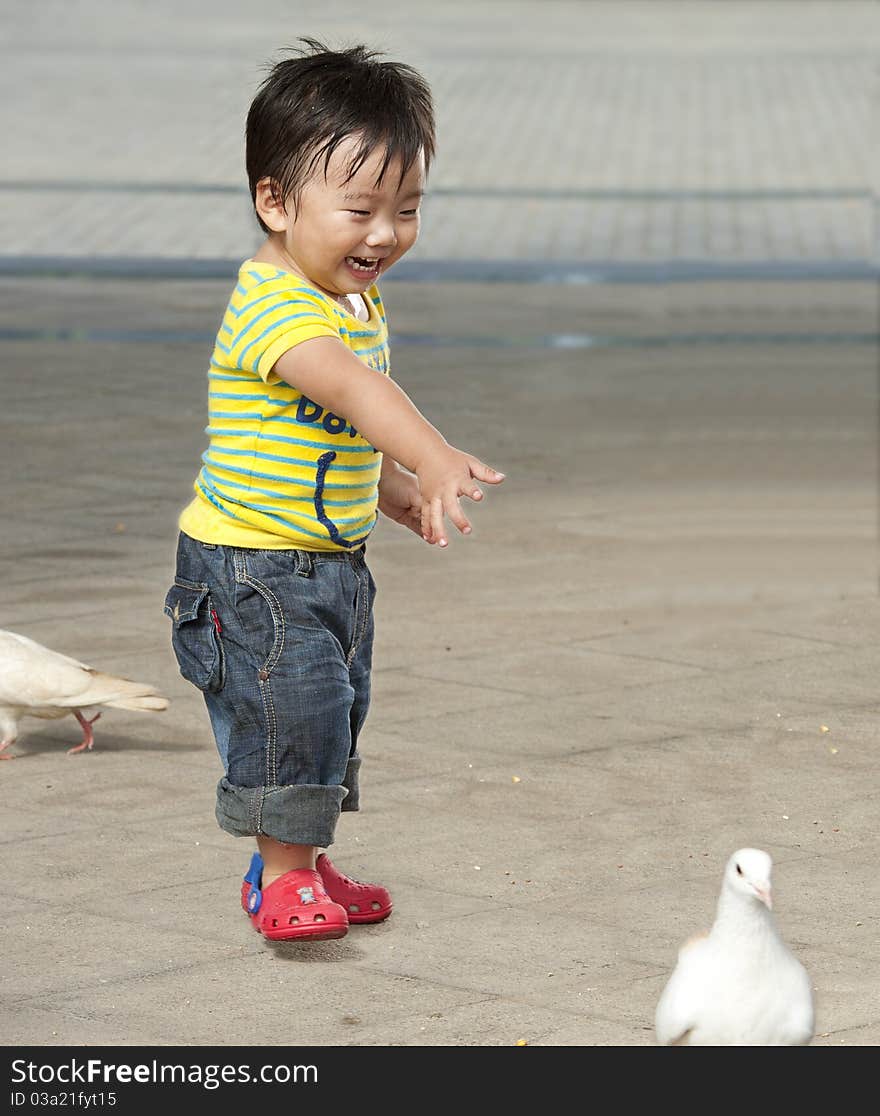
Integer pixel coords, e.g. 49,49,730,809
254,178,289,232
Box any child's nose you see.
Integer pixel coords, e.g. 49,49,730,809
365,220,397,250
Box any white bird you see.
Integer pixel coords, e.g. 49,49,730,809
0,628,169,757
655,848,815,1046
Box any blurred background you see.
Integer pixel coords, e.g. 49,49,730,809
1,0,874,269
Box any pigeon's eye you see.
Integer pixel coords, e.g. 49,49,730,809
736,864,743,876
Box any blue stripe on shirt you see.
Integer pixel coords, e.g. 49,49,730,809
208,370,258,382
204,444,379,471
202,469,372,508
207,414,374,450
228,292,323,319
203,452,377,491
208,391,291,406
205,425,374,456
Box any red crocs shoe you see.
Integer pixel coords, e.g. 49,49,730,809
316,853,393,924
241,854,348,942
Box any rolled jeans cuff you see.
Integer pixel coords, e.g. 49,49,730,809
216,777,348,847
341,753,362,812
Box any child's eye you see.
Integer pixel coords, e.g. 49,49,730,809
347,209,370,216
400,209,419,217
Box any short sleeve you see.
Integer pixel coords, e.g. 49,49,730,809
227,277,340,383
257,315,339,384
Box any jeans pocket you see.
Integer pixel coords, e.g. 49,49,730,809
164,578,225,693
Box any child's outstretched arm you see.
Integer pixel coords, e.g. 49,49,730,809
272,336,504,547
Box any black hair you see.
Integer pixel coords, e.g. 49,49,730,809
246,39,436,233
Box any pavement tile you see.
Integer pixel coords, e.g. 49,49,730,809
28,955,498,1047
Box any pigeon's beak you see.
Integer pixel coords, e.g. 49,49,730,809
753,882,773,910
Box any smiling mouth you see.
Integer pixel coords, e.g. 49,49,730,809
345,256,381,273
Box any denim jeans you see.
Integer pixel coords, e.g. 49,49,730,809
164,532,375,847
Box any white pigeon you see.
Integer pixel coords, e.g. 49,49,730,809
655,848,815,1046
0,628,169,757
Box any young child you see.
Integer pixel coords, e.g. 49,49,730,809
165,40,504,942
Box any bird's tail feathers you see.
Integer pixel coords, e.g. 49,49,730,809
82,670,169,712
104,694,170,713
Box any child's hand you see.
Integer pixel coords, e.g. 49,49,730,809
413,446,505,547
377,464,424,538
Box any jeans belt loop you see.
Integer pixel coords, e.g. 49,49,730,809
296,550,314,577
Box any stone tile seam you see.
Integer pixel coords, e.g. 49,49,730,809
548,643,844,672
399,664,707,700
349,964,668,1026
1,947,262,1008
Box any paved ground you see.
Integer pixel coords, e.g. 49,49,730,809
1,276,877,1046
1,1,878,1048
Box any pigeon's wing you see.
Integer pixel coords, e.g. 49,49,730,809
655,933,710,1046
778,953,816,1045
0,630,168,714
0,630,97,708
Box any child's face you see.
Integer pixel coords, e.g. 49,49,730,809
265,136,425,296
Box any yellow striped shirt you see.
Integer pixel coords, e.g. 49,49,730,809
179,260,389,551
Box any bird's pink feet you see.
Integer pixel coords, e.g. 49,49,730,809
0,739,15,760
68,710,101,754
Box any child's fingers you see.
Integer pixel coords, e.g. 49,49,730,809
421,497,446,547
429,496,449,547
468,459,506,485
444,492,472,536
420,501,436,544
421,489,476,548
